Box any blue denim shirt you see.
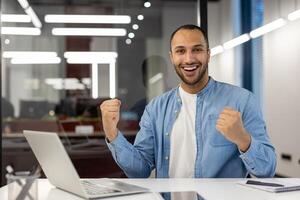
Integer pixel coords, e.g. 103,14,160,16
107,77,276,179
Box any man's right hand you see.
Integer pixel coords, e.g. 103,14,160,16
100,99,121,142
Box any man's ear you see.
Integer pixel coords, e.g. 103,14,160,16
207,49,211,63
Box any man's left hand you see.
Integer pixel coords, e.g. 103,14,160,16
216,107,251,152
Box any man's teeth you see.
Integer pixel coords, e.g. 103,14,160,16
183,66,197,71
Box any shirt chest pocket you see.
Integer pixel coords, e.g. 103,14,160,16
206,114,235,146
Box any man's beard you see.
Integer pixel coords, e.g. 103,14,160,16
174,63,208,86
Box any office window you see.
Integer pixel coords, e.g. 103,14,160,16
1,0,199,183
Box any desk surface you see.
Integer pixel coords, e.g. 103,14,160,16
1,178,300,200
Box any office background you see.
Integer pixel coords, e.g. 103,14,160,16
1,0,300,186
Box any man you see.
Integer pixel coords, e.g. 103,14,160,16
100,24,276,180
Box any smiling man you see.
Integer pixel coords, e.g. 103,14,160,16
100,24,276,181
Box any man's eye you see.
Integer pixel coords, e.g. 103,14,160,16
194,48,205,52
176,49,185,54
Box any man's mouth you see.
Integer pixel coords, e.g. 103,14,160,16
181,64,198,72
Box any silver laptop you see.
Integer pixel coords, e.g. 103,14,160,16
23,130,149,199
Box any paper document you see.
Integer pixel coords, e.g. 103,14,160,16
238,178,300,193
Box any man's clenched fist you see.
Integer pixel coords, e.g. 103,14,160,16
100,99,121,142
216,107,251,152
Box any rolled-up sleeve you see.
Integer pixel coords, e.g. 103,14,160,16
239,93,276,177
105,106,155,178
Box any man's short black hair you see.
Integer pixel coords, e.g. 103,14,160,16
170,24,209,51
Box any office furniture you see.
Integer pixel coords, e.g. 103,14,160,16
1,178,300,200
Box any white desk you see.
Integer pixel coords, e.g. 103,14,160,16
1,178,300,200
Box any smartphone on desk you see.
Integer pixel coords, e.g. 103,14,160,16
160,191,205,200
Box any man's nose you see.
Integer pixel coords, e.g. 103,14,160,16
184,50,196,63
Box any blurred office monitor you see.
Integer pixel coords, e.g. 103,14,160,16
19,100,51,119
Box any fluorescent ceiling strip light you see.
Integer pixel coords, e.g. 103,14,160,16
25,7,42,28
67,58,116,64
149,73,163,85
17,0,29,9
223,34,250,50
109,61,116,99
250,18,286,38
3,51,57,58
288,9,300,21
45,14,131,24
92,63,99,99
64,51,117,59
11,57,61,64
1,27,41,35
1,14,31,23
210,45,224,56
52,28,126,36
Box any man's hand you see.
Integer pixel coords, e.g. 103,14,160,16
100,99,121,142
216,107,251,152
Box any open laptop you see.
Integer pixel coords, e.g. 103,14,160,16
23,130,149,199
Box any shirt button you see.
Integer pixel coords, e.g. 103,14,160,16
165,156,169,160
165,132,169,136
174,110,178,114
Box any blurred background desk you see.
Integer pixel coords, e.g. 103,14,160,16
1,178,300,200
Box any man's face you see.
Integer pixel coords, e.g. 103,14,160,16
170,29,210,87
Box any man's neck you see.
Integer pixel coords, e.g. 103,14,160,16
180,76,209,94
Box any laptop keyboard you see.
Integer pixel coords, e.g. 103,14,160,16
81,180,121,196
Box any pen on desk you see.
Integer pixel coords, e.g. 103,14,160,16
246,180,284,187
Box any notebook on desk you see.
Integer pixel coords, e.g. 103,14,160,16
23,130,149,199
238,179,300,193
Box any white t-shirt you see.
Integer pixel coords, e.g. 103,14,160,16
169,86,197,178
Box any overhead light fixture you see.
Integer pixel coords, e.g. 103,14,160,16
125,38,132,45
1,27,41,35
223,34,250,49
4,39,10,45
25,7,42,28
11,57,61,64
250,18,286,38
64,52,117,60
3,51,57,58
17,0,29,9
288,9,300,21
52,28,127,36
210,45,224,56
137,15,144,20
92,63,99,98
144,1,151,8
128,32,135,38
132,24,139,30
1,14,31,23
45,14,131,24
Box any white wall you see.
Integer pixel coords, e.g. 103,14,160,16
263,0,300,177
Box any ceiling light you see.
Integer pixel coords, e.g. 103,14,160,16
64,52,117,59
52,28,126,36
128,32,135,38
4,39,10,45
137,15,144,20
45,14,131,24
250,18,286,38
223,34,250,50
210,45,224,56
144,1,151,8
125,38,132,44
25,7,42,28
288,9,300,21
1,27,41,35
17,0,29,9
132,24,139,30
11,57,61,64
3,51,57,58
1,14,31,23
